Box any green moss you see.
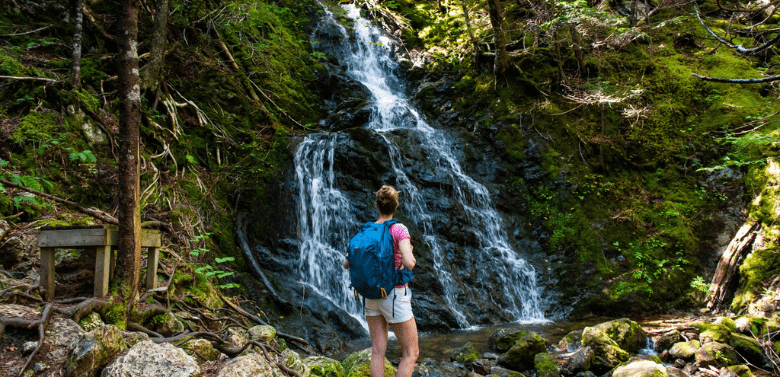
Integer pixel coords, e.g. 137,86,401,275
728,365,754,377
693,322,732,344
534,352,560,377
97,302,127,330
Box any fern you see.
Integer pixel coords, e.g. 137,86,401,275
13,195,40,208
19,175,43,192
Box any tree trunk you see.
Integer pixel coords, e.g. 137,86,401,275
569,23,585,75
69,0,84,90
460,0,480,73
705,221,761,311
140,0,169,91
486,0,508,88
115,0,142,310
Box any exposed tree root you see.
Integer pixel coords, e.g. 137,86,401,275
0,303,54,376
218,294,310,347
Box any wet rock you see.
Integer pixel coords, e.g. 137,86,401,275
304,355,345,377
695,342,739,369
589,318,647,353
535,352,560,377
181,338,221,363
728,333,762,366
103,340,201,377
65,324,127,377
121,330,151,347
557,330,583,352
488,366,525,377
281,349,311,377
669,340,700,360
581,326,629,373
451,342,480,364
78,312,103,332
342,348,395,377
498,332,550,371
695,322,732,344
249,325,277,343
612,360,667,377
559,346,594,376
666,366,687,377
483,352,500,360
715,317,738,332
654,330,682,352
471,359,494,375
413,358,470,376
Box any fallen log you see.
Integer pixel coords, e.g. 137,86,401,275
705,221,761,311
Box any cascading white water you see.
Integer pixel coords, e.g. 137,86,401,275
296,3,546,331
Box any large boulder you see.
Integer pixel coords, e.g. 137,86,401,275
580,326,629,373
668,340,700,360
654,330,681,352
304,356,345,377
498,332,550,371
558,330,583,352
102,341,200,377
559,346,594,376
342,348,395,377
695,342,739,369
694,322,732,344
65,324,126,377
612,360,667,377
588,318,647,353
451,342,480,364
535,352,560,377
489,328,527,352
217,352,285,377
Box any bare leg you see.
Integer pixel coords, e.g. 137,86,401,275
367,315,389,377
390,318,419,377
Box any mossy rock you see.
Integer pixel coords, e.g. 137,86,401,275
654,330,681,352
78,312,103,332
728,364,754,377
668,340,700,360
728,333,763,366
589,318,647,353
695,342,739,368
342,348,395,377
714,317,738,333
693,322,733,344
65,324,127,377
612,360,668,377
181,339,221,363
305,356,345,377
281,349,311,377
498,332,550,371
581,326,630,373
557,330,583,351
534,352,560,377
451,342,480,364
489,328,527,352
149,312,185,337
249,325,277,343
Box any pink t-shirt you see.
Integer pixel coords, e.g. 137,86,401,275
389,223,411,287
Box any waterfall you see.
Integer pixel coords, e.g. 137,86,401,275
295,3,546,331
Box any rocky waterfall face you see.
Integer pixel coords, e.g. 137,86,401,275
241,4,549,352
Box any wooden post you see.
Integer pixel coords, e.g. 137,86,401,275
145,247,159,290
39,248,56,300
95,245,111,297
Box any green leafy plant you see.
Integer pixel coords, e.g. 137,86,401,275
691,276,712,294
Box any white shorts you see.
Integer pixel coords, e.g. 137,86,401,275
364,287,414,324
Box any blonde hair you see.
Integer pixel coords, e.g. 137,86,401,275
375,185,399,215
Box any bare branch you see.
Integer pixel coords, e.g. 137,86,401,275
691,72,780,83
0,25,52,37
695,3,780,55
716,0,779,13
0,75,58,83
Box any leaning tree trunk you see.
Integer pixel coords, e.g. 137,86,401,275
140,0,169,91
69,0,84,90
486,0,508,88
705,221,761,311
460,0,480,73
115,0,142,310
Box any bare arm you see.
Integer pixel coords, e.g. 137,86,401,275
398,238,415,270
343,258,350,269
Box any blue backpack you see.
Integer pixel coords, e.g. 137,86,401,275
347,220,413,302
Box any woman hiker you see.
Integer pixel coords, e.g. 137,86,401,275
343,185,419,377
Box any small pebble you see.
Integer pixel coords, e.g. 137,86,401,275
22,341,38,355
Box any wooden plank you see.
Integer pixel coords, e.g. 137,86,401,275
145,247,159,290
141,229,162,247
39,248,56,301
94,245,111,298
38,228,110,248
40,225,117,231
